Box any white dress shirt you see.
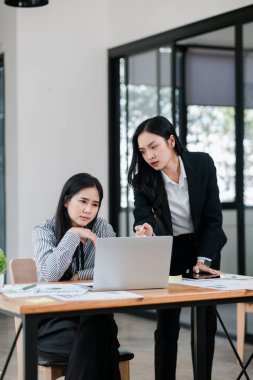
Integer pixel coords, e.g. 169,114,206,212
161,156,194,237
161,157,212,265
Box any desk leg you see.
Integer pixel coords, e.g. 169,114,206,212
192,306,207,380
23,315,38,380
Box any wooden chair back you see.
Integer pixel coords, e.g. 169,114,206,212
9,257,37,284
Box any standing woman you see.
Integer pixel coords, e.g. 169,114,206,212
128,116,227,380
32,173,121,380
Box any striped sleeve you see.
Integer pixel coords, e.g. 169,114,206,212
32,220,80,282
78,267,94,280
95,217,116,238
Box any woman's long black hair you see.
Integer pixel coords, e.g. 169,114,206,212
54,173,103,244
128,116,185,215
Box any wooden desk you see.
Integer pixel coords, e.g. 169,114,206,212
1,283,253,380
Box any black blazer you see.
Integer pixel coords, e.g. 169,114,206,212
133,151,227,262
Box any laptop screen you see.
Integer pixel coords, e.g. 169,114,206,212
92,236,173,291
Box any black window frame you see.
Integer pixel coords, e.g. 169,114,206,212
108,4,253,275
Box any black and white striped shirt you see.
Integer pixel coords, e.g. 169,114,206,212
32,217,116,282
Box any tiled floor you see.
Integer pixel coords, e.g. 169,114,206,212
1,305,253,379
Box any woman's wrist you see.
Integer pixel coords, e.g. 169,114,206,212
69,227,81,239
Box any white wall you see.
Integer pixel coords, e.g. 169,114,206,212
107,0,253,46
0,2,17,261
0,0,252,261
1,0,109,259
16,0,110,257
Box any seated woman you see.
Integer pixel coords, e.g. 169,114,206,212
32,172,121,380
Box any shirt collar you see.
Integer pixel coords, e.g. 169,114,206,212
161,156,186,188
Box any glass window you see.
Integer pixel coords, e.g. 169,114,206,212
244,109,253,206
159,47,172,120
243,31,253,206
119,49,173,234
243,22,253,278
187,105,235,202
184,46,236,203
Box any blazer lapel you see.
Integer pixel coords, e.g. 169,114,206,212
161,197,173,235
156,171,174,234
181,152,201,229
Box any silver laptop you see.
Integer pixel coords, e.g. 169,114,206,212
92,236,173,291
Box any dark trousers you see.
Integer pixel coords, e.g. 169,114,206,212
155,234,220,380
38,314,121,380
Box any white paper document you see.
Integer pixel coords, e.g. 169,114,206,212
1,283,144,302
181,273,253,290
1,283,90,298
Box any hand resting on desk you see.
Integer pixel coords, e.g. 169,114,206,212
193,261,223,276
